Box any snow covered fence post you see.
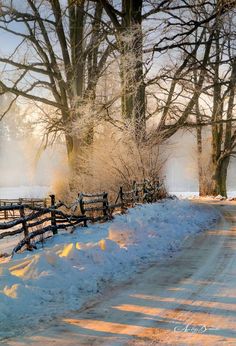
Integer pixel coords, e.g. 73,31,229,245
50,194,57,235
78,193,87,227
102,192,109,220
154,178,160,201
119,186,125,213
19,205,30,249
3,202,8,219
132,180,138,204
142,180,147,203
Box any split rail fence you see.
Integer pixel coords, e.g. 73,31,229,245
0,179,165,254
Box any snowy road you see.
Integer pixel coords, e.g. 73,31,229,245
3,202,236,346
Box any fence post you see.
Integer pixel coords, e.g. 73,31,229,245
133,180,138,204
142,180,146,203
102,192,109,220
19,205,30,250
50,194,57,235
4,202,7,220
119,186,125,213
78,193,87,227
156,178,161,200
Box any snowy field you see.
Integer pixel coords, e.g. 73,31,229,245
171,191,236,199
1,186,235,200
0,199,220,340
0,186,50,199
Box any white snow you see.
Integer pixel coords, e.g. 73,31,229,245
0,186,50,199
0,199,220,339
171,191,236,199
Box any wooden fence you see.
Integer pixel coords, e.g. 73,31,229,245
0,198,49,220
0,179,165,255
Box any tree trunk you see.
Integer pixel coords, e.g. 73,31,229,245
197,125,206,196
218,157,230,197
208,23,224,197
119,0,146,142
211,156,229,197
195,80,212,196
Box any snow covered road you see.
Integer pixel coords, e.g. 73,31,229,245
2,201,236,345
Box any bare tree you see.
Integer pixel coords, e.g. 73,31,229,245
187,5,236,197
0,0,111,172
93,1,228,141
145,0,236,196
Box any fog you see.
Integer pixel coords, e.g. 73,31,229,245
1,115,236,198
165,131,236,193
0,94,68,198
165,132,199,193
1,137,68,185
0,122,68,198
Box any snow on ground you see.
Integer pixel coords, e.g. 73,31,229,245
0,199,220,340
0,186,50,199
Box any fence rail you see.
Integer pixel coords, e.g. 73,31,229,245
0,179,165,255
0,198,49,220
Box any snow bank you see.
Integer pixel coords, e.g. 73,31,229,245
0,199,220,339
